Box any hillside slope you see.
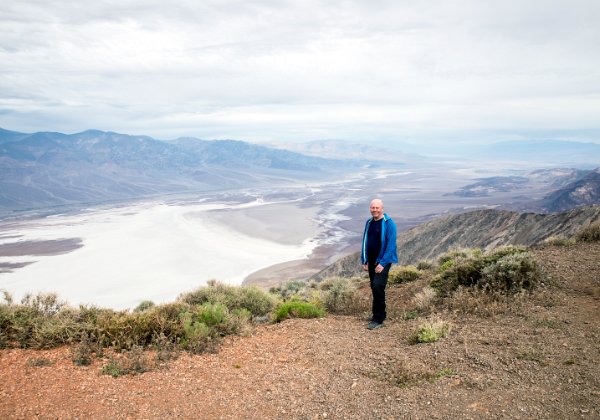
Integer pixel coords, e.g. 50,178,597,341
313,205,600,280
1,242,598,418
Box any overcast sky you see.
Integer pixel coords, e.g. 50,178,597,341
1,0,599,144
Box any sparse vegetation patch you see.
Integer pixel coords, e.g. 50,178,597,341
273,301,324,322
576,221,600,242
411,318,451,344
543,236,576,247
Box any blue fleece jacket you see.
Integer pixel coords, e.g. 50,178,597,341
360,213,398,266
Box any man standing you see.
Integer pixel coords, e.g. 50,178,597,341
361,199,398,330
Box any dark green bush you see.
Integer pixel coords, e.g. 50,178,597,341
274,301,324,322
179,312,216,353
389,266,421,284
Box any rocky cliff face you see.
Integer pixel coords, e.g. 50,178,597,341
312,205,600,280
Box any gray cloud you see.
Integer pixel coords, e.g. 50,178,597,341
1,0,599,143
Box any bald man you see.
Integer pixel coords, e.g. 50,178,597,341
360,199,398,330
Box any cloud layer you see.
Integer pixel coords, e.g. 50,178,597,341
1,0,599,143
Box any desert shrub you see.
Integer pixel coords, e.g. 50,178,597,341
228,286,276,316
176,302,233,353
101,357,125,377
179,312,217,353
402,310,420,320
416,260,434,270
100,347,151,377
27,308,83,349
93,308,179,350
270,280,308,300
431,253,485,295
134,300,155,312
445,287,524,317
543,236,576,247
0,304,13,349
412,287,437,312
431,246,533,295
576,221,600,242
125,345,151,374
480,252,543,293
71,332,97,366
178,282,275,316
225,308,253,336
274,301,325,323
437,248,482,266
141,302,190,338
319,278,362,314
411,318,451,344
389,266,421,284
152,332,179,364
20,292,66,316
193,302,228,328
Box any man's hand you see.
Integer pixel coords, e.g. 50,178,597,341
374,263,384,273
362,264,368,271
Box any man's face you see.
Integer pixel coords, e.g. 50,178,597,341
370,200,384,220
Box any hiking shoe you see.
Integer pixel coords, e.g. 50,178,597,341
367,321,383,330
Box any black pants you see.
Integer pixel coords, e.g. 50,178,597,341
368,262,390,323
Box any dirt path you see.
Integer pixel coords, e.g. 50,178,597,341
1,243,599,419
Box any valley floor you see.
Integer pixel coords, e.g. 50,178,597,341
1,243,599,419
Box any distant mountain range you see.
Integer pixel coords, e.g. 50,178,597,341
313,205,600,280
0,128,361,213
445,167,600,212
538,168,600,212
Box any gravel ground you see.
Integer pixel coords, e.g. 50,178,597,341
1,243,599,419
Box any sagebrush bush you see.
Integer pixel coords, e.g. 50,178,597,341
179,313,216,353
576,222,600,242
100,346,151,377
274,301,324,322
445,286,527,317
20,292,66,316
319,278,362,314
389,266,421,284
437,248,482,266
416,260,434,270
412,287,437,312
270,280,308,300
431,246,534,295
411,318,451,344
543,236,576,247
480,252,542,293
178,282,275,316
